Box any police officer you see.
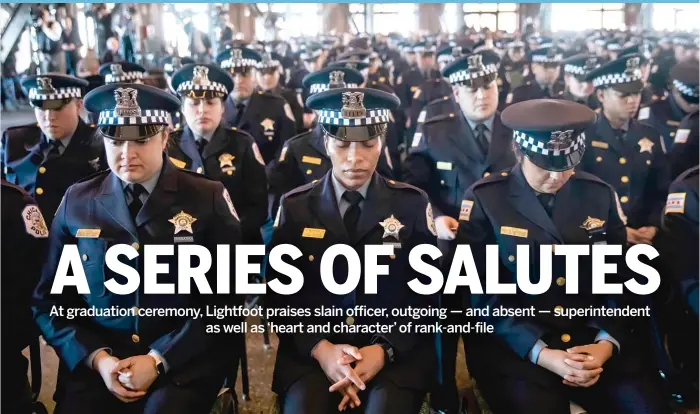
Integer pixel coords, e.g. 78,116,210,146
267,85,438,414
99,62,147,85
33,83,243,413
668,110,699,180
218,47,297,166
618,44,664,106
405,52,516,242
506,44,566,105
453,99,667,414
638,61,699,152
256,52,306,133
366,50,392,87
560,54,602,110
580,54,670,245
268,67,395,218
169,63,268,246
2,180,48,414
396,41,440,116
498,39,528,111
2,74,106,226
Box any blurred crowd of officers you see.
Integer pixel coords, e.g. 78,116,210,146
1,23,699,414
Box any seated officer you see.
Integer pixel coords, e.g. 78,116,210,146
580,54,670,246
217,47,297,166
1,181,48,414
268,67,394,219
506,43,566,105
2,74,106,226
267,86,439,414
560,54,603,110
99,62,147,85
639,61,699,152
618,44,665,106
396,41,440,117
169,63,269,246
32,83,243,414
256,53,306,133
667,110,699,180
453,99,667,414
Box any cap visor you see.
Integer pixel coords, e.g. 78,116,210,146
99,125,165,140
524,148,584,172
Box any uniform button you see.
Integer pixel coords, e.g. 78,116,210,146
556,277,566,286
196,167,203,174
132,242,140,250
670,132,675,137
39,166,47,174
619,157,627,164
82,254,88,261
306,169,312,175
131,306,139,314
508,255,515,263
227,170,234,176
308,255,314,261
345,316,355,325
646,160,651,166
621,176,629,183
501,172,508,177
620,196,629,203
312,179,318,183
483,172,491,177
596,156,602,162
36,187,44,195
440,180,445,185
268,136,273,141
131,334,140,343
554,305,564,313
449,113,455,118
561,333,571,343
390,254,396,259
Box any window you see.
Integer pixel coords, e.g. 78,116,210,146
551,4,625,32
255,4,321,38
652,4,700,32
463,3,517,32
372,3,416,36
443,3,460,34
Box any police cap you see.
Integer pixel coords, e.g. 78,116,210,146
170,63,233,99
670,61,699,104
585,54,644,94
21,73,88,110
98,62,146,84
302,67,364,95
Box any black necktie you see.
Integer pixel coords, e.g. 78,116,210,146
613,128,626,142
127,184,147,220
537,193,555,217
197,138,208,156
474,124,489,157
234,102,245,126
46,140,62,159
342,191,363,240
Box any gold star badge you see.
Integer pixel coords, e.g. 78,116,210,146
219,153,235,168
260,118,275,131
580,216,605,231
638,137,654,154
169,211,197,234
379,215,404,239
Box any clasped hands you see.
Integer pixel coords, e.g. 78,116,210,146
93,350,159,403
312,340,386,412
537,341,614,388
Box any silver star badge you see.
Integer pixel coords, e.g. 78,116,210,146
379,215,404,240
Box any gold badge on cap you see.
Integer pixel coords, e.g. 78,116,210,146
111,63,124,75
580,216,605,231
169,211,197,234
638,137,654,153
379,215,404,239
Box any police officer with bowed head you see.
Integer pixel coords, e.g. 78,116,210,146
256,52,306,133
453,99,667,414
396,41,440,115
2,74,106,226
405,52,516,242
99,62,147,84
506,44,566,105
2,180,48,414
218,47,297,166
266,85,438,414
268,67,395,219
560,54,602,110
32,83,244,414
638,60,699,152
580,54,670,245
667,109,699,180
618,43,664,106
168,63,268,246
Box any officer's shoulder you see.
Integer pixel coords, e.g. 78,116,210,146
280,180,316,204
571,170,616,191
383,177,428,200
632,120,664,140
1,180,31,199
4,123,41,139
423,112,457,126
286,129,313,147
225,126,256,144
673,165,699,189
472,170,511,192
68,170,112,197
256,90,286,103
511,81,533,93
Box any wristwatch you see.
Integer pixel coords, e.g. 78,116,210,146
378,342,396,364
149,351,167,376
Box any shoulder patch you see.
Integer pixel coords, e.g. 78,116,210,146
222,188,240,221
22,204,49,238
472,170,509,189
252,143,265,165
426,203,437,236
665,192,686,214
674,128,690,144
279,145,289,162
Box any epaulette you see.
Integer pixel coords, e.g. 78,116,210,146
426,95,451,107
677,165,699,182
385,177,425,196
286,129,313,144
571,169,611,188
282,179,316,200
177,168,220,182
74,169,111,184
423,112,457,125
472,170,511,190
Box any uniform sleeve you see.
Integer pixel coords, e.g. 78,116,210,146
32,188,110,371
278,106,298,145
668,118,699,180
149,183,244,372
450,187,547,359
403,134,443,217
267,143,304,219
644,133,671,227
239,140,269,233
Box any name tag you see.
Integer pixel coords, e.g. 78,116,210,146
169,157,187,169
76,229,101,238
500,226,528,238
302,228,326,239
666,120,681,127
436,161,452,171
675,129,690,144
302,156,322,165
591,140,609,149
